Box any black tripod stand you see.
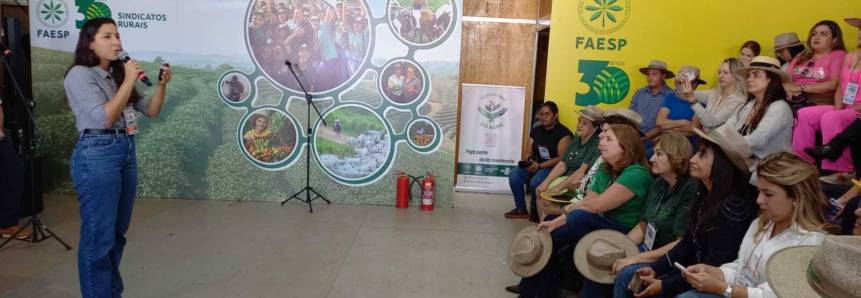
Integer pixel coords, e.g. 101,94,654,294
280,60,330,213
0,48,70,250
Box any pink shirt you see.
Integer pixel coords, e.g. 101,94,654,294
788,49,847,97
840,51,861,108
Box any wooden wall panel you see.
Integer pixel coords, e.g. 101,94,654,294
455,21,537,182
464,0,538,19
539,0,552,19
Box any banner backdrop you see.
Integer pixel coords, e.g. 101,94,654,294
545,0,861,127
31,0,462,206
456,84,525,194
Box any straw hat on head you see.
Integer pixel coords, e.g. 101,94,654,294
639,60,675,78
574,230,639,284
575,105,604,122
845,18,861,28
735,56,792,83
772,33,804,51
603,109,642,126
693,124,755,178
767,236,861,298
678,65,707,85
509,227,553,278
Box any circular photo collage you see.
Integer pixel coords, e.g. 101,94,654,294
408,120,436,147
316,106,391,179
221,74,252,103
380,60,425,104
247,0,372,93
388,0,454,45
241,109,298,164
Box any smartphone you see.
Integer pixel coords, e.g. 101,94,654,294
158,63,170,81
629,274,646,294
685,71,696,82
674,262,689,273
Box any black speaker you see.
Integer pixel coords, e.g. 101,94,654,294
20,155,44,218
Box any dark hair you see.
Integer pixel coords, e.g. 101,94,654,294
66,18,141,104
797,20,847,65
777,44,806,65
541,101,559,115
688,139,755,239
743,71,788,131
741,40,762,56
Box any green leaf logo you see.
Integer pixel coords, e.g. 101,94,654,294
37,0,69,28
579,0,630,34
575,60,630,106
86,2,111,19
478,98,508,123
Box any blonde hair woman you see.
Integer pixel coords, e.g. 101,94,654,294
681,151,838,298
680,58,748,132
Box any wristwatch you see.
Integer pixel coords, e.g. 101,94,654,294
723,284,733,298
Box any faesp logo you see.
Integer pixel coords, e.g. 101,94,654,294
477,93,509,129
75,0,111,29
36,0,71,38
578,0,630,34
575,60,630,106
38,0,70,28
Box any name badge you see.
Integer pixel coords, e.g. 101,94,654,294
123,104,139,135
538,146,551,160
843,82,858,105
643,223,657,251
739,268,757,287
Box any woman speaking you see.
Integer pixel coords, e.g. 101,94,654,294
63,18,172,298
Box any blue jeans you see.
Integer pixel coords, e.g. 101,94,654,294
677,290,723,298
508,167,552,210
613,264,654,298
520,211,632,297
71,134,138,298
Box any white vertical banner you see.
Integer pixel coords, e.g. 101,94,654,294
456,84,526,194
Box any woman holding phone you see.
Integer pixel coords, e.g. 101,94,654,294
64,18,172,298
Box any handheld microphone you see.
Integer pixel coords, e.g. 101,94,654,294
118,51,153,86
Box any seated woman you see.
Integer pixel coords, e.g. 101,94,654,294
784,20,847,107
512,124,652,298
654,66,706,157
726,56,794,164
621,125,759,298
535,106,603,218
582,132,698,297
678,151,838,298
680,58,748,133
772,33,805,71
793,18,861,176
506,102,573,222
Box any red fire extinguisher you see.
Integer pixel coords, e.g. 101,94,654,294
421,172,437,211
395,171,410,209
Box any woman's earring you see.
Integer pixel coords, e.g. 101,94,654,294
793,201,797,208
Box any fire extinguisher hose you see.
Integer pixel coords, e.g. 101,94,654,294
407,175,422,203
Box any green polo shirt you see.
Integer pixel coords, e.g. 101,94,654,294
590,163,653,228
640,175,697,249
560,134,600,176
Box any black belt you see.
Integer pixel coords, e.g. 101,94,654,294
83,129,127,135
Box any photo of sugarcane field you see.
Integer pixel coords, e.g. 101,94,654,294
32,47,458,206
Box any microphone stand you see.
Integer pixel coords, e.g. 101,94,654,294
280,60,330,213
0,49,71,250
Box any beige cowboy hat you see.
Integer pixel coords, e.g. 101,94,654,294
574,230,639,284
766,236,861,298
575,105,605,122
679,65,707,85
509,227,553,278
772,33,804,51
639,60,675,78
693,124,755,178
845,18,861,28
603,109,643,126
735,56,792,83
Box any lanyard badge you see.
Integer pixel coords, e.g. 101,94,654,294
123,104,139,135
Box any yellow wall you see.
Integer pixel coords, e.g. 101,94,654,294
546,0,861,126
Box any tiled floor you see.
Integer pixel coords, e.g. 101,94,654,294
0,192,532,298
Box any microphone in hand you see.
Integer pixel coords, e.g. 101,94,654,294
119,50,153,86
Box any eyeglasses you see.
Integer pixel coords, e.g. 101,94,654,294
800,61,815,77
538,112,552,119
